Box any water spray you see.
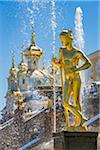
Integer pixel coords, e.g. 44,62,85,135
74,7,84,51
51,0,57,133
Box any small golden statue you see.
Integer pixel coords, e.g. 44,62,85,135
52,30,91,130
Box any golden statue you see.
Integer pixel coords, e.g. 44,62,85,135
52,30,91,130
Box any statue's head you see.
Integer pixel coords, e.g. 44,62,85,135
59,30,73,46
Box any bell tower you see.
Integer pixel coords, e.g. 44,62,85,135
2,51,18,120
2,51,25,120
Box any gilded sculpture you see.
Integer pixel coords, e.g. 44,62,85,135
52,30,91,130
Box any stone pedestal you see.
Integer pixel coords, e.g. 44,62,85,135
53,131,98,150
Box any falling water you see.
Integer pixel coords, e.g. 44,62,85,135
51,0,57,55
20,0,41,47
74,7,85,93
74,7,84,51
51,0,57,132
27,0,37,31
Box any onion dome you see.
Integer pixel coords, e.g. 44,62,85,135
14,88,25,110
7,51,18,93
24,32,43,60
24,32,43,72
18,52,27,74
9,51,18,76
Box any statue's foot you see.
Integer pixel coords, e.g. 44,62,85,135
80,117,88,129
74,116,82,127
82,118,87,124
74,117,88,130
75,125,86,131
64,126,77,131
74,116,88,127
64,125,86,131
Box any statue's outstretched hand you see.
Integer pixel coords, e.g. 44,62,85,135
52,55,56,64
52,55,61,68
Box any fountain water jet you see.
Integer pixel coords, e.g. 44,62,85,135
74,7,84,51
51,0,57,133
74,7,86,92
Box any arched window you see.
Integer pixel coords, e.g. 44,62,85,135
23,79,25,84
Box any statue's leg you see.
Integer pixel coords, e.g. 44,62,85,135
63,80,72,128
63,79,83,127
73,73,81,111
72,74,86,127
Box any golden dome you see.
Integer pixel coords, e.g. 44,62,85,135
18,52,27,73
14,88,25,110
10,67,17,76
24,32,43,59
9,51,18,76
13,88,23,97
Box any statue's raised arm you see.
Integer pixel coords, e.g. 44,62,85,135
52,55,61,68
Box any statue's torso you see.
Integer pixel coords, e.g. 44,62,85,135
61,47,79,66
60,47,80,78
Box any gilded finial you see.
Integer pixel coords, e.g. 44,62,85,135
18,52,27,72
8,50,17,86
21,52,24,63
31,32,36,46
42,52,46,70
12,50,15,68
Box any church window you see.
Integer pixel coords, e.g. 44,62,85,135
23,79,25,84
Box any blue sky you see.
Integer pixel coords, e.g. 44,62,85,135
0,0,99,110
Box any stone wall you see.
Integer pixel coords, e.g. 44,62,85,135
0,107,65,150
0,109,46,150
